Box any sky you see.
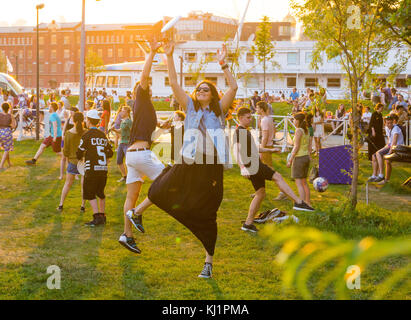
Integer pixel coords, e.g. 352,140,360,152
0,0,291,27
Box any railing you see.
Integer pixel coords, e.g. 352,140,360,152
14,110,410,149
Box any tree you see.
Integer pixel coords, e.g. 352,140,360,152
85,49,104,90
251,16,278,93
290,0,398,210
378,0,411,47
0,51,7,73
187,54,213,86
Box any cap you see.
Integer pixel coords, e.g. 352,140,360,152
86,109,100,120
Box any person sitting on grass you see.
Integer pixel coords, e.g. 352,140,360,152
26,102,62,167
234,107,314,233
368,114,404,185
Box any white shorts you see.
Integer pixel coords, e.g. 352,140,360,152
125,150,165,184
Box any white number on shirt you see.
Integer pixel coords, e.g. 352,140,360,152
97,146,107,165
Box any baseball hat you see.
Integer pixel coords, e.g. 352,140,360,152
86,109,100,120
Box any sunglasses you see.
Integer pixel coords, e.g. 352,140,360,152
196,87,211,93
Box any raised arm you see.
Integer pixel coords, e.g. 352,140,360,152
140,39,162,90
218,44,238,114
163,41,188,110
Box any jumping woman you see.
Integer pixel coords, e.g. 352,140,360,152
123,41,238,279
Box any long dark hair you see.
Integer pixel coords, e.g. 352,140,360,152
191,80,221,117
294,112,308,135
102,99,111,115
73,112,85,136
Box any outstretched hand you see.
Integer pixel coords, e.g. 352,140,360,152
217,43,227,64
163,41,175,57
149,38,162,53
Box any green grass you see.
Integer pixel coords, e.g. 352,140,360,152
0,140,410,300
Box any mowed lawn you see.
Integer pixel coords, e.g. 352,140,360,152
0,140,410,300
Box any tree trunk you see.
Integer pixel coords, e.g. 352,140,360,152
263,57,266,93
350,78,360,211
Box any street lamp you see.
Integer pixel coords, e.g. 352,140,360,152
35,3,44,141
79,0,101,112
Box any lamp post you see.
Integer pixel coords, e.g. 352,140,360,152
35,3,44,141
79,0,101,112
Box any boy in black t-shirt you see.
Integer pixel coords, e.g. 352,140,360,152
233,108,314,233
77,109,113,226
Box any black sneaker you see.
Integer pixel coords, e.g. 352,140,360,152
26,159,36,165
198,263,212,279
126,209,145,233
254,208,281,224
118,234,141,254
85,213,104,227
293,201,315,212
374,176,384,183
57,205,63,212
241,223,258,233
100,213,106,225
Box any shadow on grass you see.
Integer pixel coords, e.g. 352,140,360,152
120,256,153,299
12,211,106,299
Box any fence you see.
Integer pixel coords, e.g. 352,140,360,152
14,109,411,151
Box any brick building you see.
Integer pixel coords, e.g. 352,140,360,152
0,12,292,89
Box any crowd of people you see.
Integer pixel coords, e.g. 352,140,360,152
0,38,410,279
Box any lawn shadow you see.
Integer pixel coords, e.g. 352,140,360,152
11,212,106,299
120,256,153,299
205,279,225,299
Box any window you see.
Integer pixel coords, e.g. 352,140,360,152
51,50,57,59
18,50,23,59
107,76,119,88
205,77,217,85
227,53,236,64
327,78,341,88
396,78,407,88
97,49,103,58
39,64,45,73
129,48,134,57
111,35,115,43
39,37,44,45
95,76,106,88
165,77,170,87
205,52,216,62
279,26,291,36
64,36,70,45
39,50,44,59
86,76,95,87
184,52,197,62
305,78,318,87
28,50,32,59
51,34,57,45
118,48,123,58
108,48,113,58
287,53,298,65
185,77,196,87
305,52,312,64
246,53,254,64
119,76,131,88
287,77,296,88
51,63,57,73
64,49,70,59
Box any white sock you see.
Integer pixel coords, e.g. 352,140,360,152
378,174,384,178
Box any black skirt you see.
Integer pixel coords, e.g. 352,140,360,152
148,162,224,256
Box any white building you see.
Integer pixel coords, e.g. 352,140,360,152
83,40,411,99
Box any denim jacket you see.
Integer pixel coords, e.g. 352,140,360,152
181,96,231,166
